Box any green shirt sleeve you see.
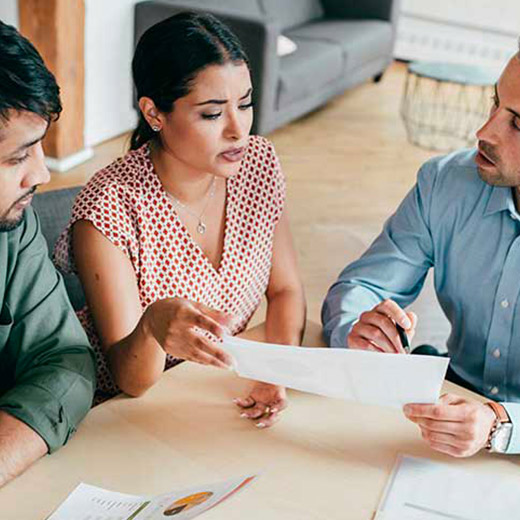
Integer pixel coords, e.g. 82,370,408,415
0,208,96,453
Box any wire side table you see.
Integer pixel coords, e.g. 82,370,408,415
400,62,499,152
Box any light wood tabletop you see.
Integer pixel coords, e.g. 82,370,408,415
1,322,519,519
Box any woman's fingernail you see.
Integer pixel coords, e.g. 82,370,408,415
240,413,248,419
402,317,412,328
270,408,278,414
232,398,239,404
256,422,265,429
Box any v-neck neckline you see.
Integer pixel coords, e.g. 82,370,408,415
145,145,234,276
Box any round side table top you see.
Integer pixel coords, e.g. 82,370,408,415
408,61,500,86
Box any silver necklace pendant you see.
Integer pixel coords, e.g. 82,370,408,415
167,176,216,235
197,221,207,234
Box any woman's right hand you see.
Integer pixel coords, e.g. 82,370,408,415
143,298,235,369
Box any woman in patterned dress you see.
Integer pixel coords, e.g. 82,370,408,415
54,12,306,425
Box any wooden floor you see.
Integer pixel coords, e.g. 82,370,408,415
44,62,442,332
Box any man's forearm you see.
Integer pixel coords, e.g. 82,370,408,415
0,411,47,488
322,281,382,347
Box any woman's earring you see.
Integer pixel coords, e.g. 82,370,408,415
151,125,161,132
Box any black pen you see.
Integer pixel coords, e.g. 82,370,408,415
396,323,411,354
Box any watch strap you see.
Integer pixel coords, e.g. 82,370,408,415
486,401,510,423
485,401,512,452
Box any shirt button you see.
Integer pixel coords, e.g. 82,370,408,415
490,386,499,395
501,299,509,308
492,348,501,358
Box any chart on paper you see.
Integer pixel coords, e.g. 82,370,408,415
47,474,258,520
376,455,520,520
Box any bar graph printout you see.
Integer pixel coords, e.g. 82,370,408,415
376,455,520,520
46,474,258,520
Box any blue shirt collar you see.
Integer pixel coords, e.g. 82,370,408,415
485,186,519,217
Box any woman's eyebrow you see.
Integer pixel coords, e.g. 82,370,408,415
239,87,252,100
195,87,252,106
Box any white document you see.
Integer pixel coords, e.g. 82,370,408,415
47,474,258,520
221,336,449,408
376,455,520,520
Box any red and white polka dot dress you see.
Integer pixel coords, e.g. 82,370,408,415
54,135,285,403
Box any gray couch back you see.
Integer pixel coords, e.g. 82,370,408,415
260,0,324,30
32,187,86,311
161,0,263,17
142,0,325,31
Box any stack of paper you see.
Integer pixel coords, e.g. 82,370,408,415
221,336,449,408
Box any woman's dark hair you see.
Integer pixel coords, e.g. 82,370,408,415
130,11,249,150
0,21,61,123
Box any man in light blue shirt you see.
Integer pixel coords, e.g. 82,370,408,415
322,48,520,457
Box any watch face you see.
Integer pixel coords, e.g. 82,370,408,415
492,423,513,453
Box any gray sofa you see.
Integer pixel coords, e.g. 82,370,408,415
32,187,86,311
134,0,399,135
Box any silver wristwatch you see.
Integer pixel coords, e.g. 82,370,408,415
486,401,513,454
488,422,513,453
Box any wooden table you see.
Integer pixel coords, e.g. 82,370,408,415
1,323,519,519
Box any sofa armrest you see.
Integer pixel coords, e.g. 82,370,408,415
320,0,400,24
134,1,280,135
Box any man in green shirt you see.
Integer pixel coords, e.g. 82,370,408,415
0,22,95,486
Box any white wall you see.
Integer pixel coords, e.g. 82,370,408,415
0,0,18,27
84,0,139,147
395,0,520,71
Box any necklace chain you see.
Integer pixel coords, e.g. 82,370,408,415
167,176,216,234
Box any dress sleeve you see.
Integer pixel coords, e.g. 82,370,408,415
260,137,287,224
53,172,136,274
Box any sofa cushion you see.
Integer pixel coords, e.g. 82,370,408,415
288,20,393,72
277,38,343,108
260,0,324,31
33,187,81,251
32,187,86,311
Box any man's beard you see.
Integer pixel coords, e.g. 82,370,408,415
0,212,25,232
0,187,37,233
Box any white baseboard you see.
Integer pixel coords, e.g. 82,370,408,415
45,147,94,173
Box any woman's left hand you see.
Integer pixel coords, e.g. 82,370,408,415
234,382,287,429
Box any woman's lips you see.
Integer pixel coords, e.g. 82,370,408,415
219,147,245,163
